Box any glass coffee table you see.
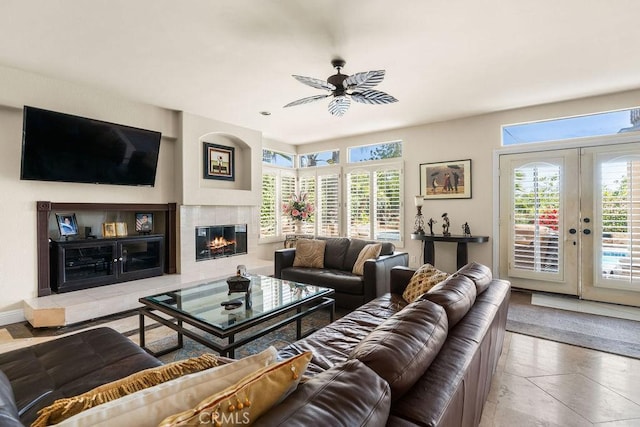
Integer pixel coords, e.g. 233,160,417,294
138,275,335,358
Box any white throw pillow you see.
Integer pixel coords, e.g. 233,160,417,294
57,346,278,427
352,243,382,275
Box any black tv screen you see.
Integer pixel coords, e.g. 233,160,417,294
20,106,161,186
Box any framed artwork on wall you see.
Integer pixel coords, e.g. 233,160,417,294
420,159,472,199
55,213,78,237
203,142,235,181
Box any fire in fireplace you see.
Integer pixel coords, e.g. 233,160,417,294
195,224,248,261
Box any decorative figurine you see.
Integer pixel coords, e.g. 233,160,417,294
427,218,436,235
441,213,450,236
462,222,471,236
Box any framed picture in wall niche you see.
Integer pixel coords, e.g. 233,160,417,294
55,213,78,237
203,142,235,181
102,222,117,238
115,222,128,237
420,159,472,199
135,213,153,234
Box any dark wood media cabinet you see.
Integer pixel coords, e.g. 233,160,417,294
36,201,177,296
50,235,164,293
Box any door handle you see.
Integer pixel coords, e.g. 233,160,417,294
569,228,577,234
583,229,591,235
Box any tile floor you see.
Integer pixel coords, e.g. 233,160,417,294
2,302,640,425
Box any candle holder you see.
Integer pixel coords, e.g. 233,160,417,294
414,195,425,234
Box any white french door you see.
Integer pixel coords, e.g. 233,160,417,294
499,142,640,307
499,149,580,295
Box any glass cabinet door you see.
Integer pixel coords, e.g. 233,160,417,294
55,242,117,291
118,236,164,280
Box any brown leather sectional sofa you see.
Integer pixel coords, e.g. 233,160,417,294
0,262,509,426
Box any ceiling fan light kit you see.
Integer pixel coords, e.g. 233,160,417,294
284,59,398,116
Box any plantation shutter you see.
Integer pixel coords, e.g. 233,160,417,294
510,162,560,275
347,170,371,238
281,174,296,234
260,173,277,238
317,173,340,237
374,169,401,241
599,156,640,282
299,176,316,235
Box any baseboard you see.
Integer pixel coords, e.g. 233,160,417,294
0,309,25,327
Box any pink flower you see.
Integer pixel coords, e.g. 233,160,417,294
292,209,300,217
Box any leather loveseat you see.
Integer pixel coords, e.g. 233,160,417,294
275,237,409,309
0,262,509,427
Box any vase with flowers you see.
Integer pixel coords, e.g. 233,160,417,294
283,192,314,233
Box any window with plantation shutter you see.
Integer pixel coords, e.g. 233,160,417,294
281,174,296,235
347,170,371,238
317,173,340,237
511,162,560,274
299,176,316,235
260,173,277,238
375,169,401,241
346,162,402,242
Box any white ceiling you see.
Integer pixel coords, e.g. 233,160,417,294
1,1,640,144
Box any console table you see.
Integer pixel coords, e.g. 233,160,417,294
411,234,489,269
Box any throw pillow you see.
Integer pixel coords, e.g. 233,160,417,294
158,351,313,427
402,264,450,303
32,353,222,427
55,347,278,427
292,239,326,268
352,243,383,275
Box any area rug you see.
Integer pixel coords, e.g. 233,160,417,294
507,291,640,359
147,308,341,363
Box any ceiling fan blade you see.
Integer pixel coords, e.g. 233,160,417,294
351,89,398,105
284,94,330,108
292,75,336,91
328,96,350,117
344,70,386,90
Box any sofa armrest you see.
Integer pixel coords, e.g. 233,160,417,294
274,248,296,278
253,359,390,427
363,252,409,301
390,266,416,295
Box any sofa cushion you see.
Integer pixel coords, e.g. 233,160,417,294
344,239,395,271
293,239,326,268
0,370,22,427
455,261,493,294
55,347,278,427
252,359,391,427
158,352,312,427
319,237,350,270
402,264,450,303
352,243,382,275
281,268,364,295
419,274,477,328
349,299,448,401
32,353,221,427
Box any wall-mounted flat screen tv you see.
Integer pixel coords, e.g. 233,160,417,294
20,106,162,186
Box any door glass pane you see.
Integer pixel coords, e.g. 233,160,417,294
512,162,560,273
599,156,640,289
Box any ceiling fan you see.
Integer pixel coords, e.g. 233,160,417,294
284,59,398,117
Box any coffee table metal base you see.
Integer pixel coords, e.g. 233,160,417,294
139,296,334,358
